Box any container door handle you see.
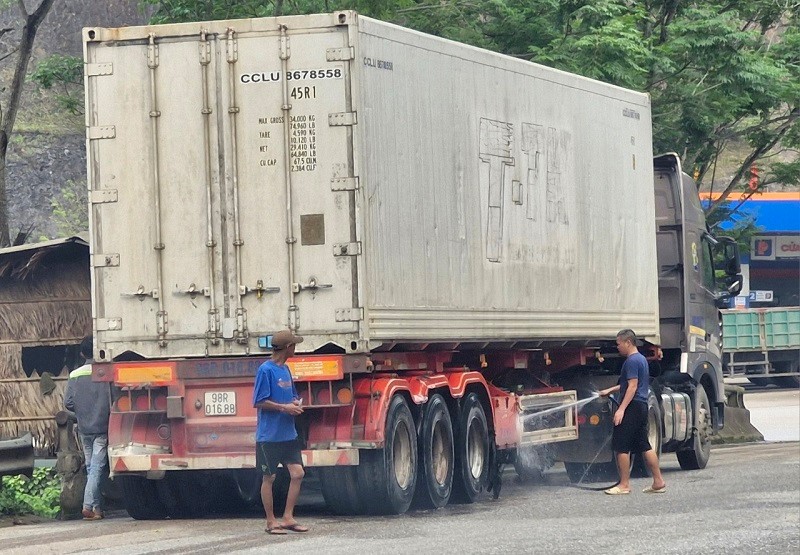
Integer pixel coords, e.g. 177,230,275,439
293,277,333,293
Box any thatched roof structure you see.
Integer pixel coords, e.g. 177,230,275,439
0,236,90,456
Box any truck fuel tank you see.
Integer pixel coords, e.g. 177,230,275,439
662,391,691,442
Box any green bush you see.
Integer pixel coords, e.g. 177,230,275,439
0,468,62,518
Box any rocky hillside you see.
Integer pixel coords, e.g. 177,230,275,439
1,0,147,240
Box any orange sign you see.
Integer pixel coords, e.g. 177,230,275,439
115,363,176,385
287,356,343,381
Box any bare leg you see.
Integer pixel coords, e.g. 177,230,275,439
281,463,305,525
261,474,279,529
643,449,666,489
616,452,631,491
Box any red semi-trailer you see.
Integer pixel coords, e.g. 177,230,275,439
84,12,741,518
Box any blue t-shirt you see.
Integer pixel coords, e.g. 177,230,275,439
618,352,649,404
253,360,299,443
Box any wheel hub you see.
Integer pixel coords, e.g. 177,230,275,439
467,419,486,479
431,419,452,485
393,421,413,489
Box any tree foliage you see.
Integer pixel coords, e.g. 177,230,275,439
30,54,84,115
0,0,58,246
137,1,798,224
50,178,88,237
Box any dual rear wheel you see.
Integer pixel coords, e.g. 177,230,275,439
320,391,490,515
117,471,218,519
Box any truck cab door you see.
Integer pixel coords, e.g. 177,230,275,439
653,154,718,359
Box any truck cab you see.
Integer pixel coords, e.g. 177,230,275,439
652,153,741,465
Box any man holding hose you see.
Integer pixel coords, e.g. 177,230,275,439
599,329,667,495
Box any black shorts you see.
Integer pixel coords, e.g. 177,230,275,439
611,400,652,454
256,439,303,476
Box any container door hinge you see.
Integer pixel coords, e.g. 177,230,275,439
326,47,354,61
96,318,122,331
329,112,357,126
90,189,118,204
336,307,364,322
331,177,359,191
333,242,361,256
85,63,113,77
87,126,116,140
148,35,160,68
91,253,120,268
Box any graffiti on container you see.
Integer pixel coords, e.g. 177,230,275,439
479,118,572,263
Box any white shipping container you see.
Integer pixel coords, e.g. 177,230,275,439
84,11,660,361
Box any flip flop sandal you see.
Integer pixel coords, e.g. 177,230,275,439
282,523,310,533
266,526,288,535
604,486,630,495
643,485,667,494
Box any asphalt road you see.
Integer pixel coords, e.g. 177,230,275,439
1,439,798,554
745,388,800,442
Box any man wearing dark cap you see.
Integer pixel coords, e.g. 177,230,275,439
64,336,111,520
253,329,309,534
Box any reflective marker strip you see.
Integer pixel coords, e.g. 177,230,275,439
68,365,92,379
115,364,176,384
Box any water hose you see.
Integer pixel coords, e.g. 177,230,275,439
568,395,622,491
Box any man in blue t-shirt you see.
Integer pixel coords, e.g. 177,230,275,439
253,329,309,534
599,329,666,495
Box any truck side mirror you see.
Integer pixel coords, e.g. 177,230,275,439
726,274,743,296
715,274,743,307
718,237,741,275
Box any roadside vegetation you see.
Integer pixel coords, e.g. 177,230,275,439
0,468,61,519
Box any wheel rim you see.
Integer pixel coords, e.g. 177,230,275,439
431,417,452,485
393,420,413,489
466,417,486,480
648,408,659,453
697,396,711,446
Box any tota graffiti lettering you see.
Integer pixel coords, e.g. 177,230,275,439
479,118,572,263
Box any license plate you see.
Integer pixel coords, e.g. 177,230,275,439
204,391,237,416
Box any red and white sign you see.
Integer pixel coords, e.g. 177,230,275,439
751,235,800,260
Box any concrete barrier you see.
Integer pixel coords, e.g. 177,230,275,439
711,385,764,445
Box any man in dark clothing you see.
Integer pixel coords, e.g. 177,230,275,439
599,329,666,495
253,330,309,535
64,336,111,520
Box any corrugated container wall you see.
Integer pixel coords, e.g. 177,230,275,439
83,12,660,361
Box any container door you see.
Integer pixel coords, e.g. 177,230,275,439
228,24,359,349
86,35,226,359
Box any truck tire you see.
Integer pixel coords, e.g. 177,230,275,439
163,472,213,518
772,360,800,389
117,475,168,520
412,394,454,509
631,392,663,478
319,466,365,515
271,467,290,516
677,387,712,470
357,394,417,515
451,392,490,503
230,468,262,506
747,376,773,387
774,376,800,388
563,461,618,483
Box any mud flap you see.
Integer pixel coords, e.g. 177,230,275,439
713,401,725,431
486,438,511,500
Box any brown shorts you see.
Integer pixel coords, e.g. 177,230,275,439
256,439,303,476
611,401,652,454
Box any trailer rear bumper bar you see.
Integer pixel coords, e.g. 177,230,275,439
110,447,359,473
